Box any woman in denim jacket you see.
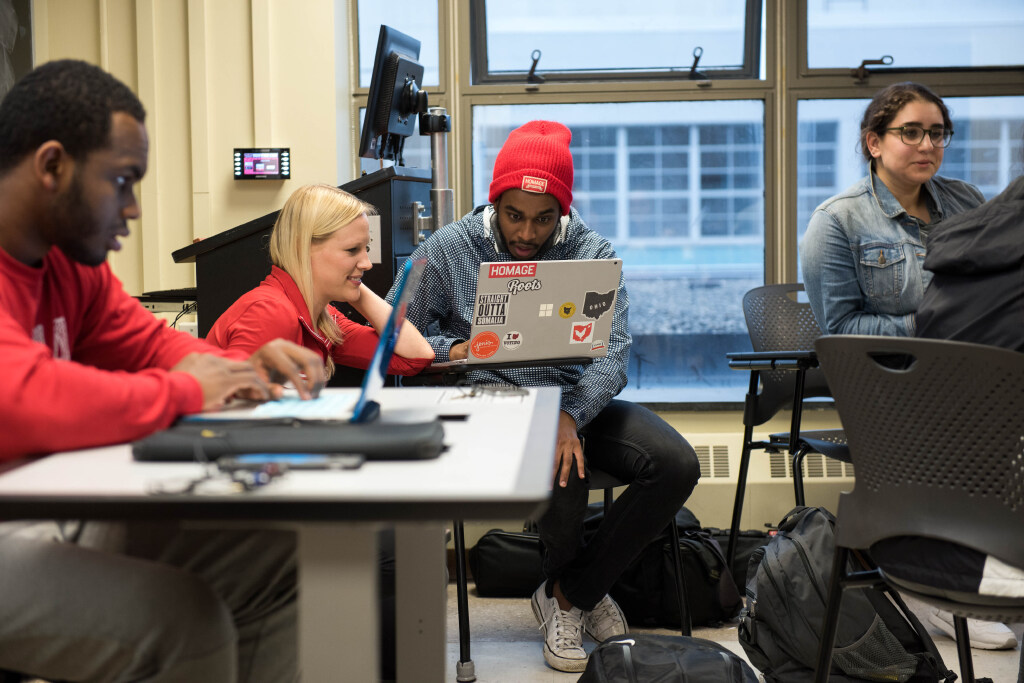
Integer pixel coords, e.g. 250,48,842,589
801,82,985,336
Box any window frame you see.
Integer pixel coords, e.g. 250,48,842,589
344,0,1024,406
467,0,763,85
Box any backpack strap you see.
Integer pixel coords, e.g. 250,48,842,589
884,589,957,683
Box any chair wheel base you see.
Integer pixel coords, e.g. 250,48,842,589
455,659,476,681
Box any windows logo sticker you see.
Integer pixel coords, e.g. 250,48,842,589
539,303,553,317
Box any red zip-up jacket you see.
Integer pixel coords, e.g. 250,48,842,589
0,246,238,459
206,266,431,376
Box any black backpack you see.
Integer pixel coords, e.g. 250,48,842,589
738,506,955,683
608,507,744,628
578,634,759,683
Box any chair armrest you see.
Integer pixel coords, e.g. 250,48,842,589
726,350,819,371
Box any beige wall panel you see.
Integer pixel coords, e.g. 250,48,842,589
43,0,100,62
101,0,144,293
200,0,258,238
265,0,337,187
133,0,193,291
199,0,338,241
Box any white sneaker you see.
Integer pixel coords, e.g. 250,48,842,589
583,594,628,643
531,584,588,672
928,607,1019,650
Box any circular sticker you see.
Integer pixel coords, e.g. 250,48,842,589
559,302,576,319
470,331,500,359
503,331,523,350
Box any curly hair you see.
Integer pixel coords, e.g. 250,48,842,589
0,59,145,176
859,82,952,163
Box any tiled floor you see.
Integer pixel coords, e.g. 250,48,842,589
445,583,1023,682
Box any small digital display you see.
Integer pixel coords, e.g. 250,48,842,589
233,148,291,180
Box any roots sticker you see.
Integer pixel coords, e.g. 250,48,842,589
570,322,594,344
558,302,576,318
538,303,553,317
502,331,523,350
474,293,510,326
470,331,500,359
506,278,542,295
583,289,615,320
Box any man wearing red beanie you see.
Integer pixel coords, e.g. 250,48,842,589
389,120,700,672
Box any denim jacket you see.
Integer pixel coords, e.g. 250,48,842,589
801,167,985,336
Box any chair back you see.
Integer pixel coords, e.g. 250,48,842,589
815,335,1024,570
742,283,832,425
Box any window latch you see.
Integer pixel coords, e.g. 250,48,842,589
689,46,710,85
527,49,545,84
851,55,893,83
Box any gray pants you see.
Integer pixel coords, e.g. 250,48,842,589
0,521,297,682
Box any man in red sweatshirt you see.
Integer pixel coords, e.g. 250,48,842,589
0,60,325,680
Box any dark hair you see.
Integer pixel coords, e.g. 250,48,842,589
859,82,952,163
0,59,146,176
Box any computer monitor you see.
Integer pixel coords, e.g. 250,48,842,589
358,25,427,165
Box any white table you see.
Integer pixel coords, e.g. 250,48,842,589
0,386,559,682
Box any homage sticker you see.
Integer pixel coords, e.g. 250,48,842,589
488,262,537,278
474,293,510,326
582,289,615,320
558,302,576,319
502,331,523,350
570,322,594,344
470,331,500,359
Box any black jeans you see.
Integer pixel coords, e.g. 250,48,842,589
537,399,700,611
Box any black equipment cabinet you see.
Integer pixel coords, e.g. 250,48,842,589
172,166,432,385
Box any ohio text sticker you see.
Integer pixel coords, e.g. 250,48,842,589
538,303,553,317
470,331,500,359
558,302,576,318
503,331,523,350
582,290,615,320
591,339,606,352
474,293,509,326
570,322,594,344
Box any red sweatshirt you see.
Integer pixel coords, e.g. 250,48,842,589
206,266,431,376
0,246,236,459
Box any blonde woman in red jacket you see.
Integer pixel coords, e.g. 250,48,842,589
208,183,434,377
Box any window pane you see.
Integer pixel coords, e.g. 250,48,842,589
795,96,1024,282
483,0,751,74
807,1,1024,69
357,1,440,87
472,101,766,401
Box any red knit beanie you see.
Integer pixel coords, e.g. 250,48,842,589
488,121,574,216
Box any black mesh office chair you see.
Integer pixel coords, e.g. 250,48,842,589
726,284,848,569
813,335,1024,683
452,469,691,682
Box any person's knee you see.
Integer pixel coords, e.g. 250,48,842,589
139,568,237,672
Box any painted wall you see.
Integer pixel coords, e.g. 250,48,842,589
32,0,347,294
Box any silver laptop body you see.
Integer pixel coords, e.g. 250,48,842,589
466,258,622,364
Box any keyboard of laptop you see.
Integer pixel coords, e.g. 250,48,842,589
251,393,357,420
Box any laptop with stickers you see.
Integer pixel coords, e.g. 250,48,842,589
459,258,622,365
